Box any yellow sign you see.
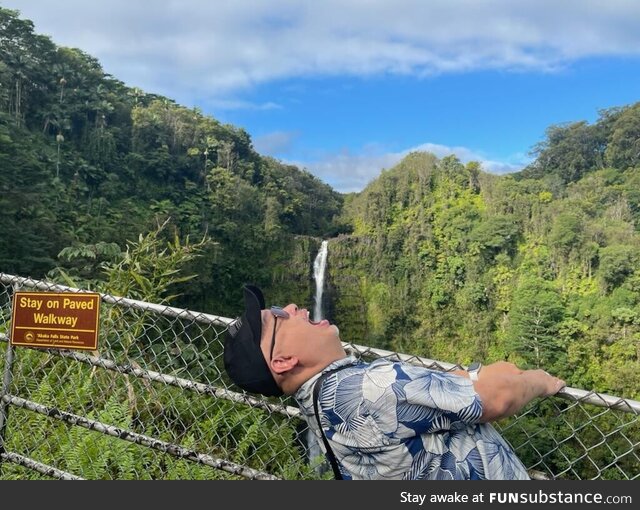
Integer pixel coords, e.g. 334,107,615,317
11,292,100,350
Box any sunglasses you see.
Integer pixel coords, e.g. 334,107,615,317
269,306,290,361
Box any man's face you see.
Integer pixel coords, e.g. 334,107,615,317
259,303,343,367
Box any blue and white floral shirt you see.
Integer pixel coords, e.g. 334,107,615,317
294,356,529,480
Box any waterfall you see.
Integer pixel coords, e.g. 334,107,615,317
313,240,329,321
308,240,329,473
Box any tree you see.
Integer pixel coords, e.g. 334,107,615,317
522,121,604,183
604,103,640,169
469,214,519,262
598,245,635,291
549,212,583,260
506,277,565,368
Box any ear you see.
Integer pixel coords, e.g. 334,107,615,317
270,355,299,375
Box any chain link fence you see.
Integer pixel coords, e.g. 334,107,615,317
0,273,638,480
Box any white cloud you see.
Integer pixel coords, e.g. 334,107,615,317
253,131,299,155
412,143,528,175
291,142,529,193
205,99,282,112
5,0,640,102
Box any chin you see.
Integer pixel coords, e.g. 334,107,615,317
330,324,340,338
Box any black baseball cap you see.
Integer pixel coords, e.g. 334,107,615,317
223,284,283,397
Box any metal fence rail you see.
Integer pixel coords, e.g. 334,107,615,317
0,273,638,480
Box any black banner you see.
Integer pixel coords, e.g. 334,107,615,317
1,479,638,509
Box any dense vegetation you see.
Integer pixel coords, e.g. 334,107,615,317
333,131,640,400
1,7,639,479
0,7,342,317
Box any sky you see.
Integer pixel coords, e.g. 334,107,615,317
3,0,640,192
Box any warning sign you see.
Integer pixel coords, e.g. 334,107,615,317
11,292,100,350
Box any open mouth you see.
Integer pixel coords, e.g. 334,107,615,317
305,309,328,327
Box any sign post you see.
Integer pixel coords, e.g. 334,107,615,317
10,292,101,351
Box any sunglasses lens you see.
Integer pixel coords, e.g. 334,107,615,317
271,306,289,319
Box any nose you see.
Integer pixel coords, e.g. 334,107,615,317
283,303,298,315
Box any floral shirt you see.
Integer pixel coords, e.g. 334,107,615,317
294,356,530,480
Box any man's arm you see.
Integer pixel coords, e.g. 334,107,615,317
453,361,565,423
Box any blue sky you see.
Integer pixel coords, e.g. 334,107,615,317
4,1,640,192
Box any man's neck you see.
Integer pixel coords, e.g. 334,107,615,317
281,354,350,395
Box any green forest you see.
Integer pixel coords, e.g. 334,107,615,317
2,6,640,406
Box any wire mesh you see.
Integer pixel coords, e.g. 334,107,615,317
0,273,638,480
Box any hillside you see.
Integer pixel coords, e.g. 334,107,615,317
329,146,640,399
0,7,342,315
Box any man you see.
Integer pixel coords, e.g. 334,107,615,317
224,284,566,480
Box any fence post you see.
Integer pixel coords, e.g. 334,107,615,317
0,339,15,471
0,284,17,474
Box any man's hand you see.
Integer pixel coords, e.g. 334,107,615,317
531,368,566,397
469,362,566,422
